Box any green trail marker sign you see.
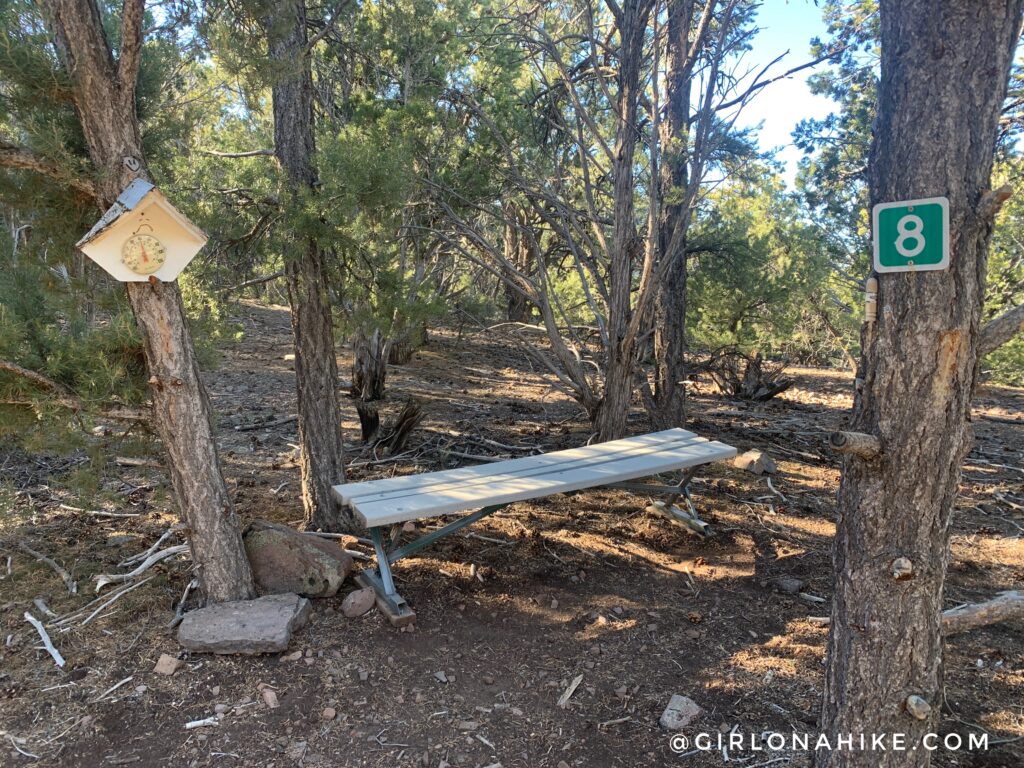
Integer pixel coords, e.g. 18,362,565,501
872,196,949,273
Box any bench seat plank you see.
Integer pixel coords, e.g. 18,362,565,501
335,428,699,504
343,436,736,527
346,431,712,507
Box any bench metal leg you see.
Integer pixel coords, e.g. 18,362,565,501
605,468,711,536
358,504,508,627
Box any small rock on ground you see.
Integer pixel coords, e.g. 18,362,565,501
659,694,702,730
153,653,182,676
773,576,805,594
341,587,376,618
177,593,311,654
733,449,778,475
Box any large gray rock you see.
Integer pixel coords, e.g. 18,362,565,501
178,593,311,654
244,519,353,598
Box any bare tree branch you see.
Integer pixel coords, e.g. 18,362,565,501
199,148,275,158
979,303,1024,357
0,138,98,200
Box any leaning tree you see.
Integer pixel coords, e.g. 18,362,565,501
30,0,256,602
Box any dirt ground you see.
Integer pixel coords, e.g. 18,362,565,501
1,301,1021,768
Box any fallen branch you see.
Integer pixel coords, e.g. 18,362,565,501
234,415,297,432
809,590,1024,635
90,675,134,703
168,578,199,629
10,542,77,594
59,503,141,519
24,611,65,667
115,456,162,468
120,527,179,567
942,590,1024,636
80,575,155,626
94,544,189,592
33,598,57,619
766,476,786,502
52,578,146,627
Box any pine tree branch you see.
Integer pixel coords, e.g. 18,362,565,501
199,148,275,158
979,303,1024,357
116,0,145,93
0,359,74,398
0,138,98,200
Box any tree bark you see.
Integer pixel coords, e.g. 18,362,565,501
818,3,1023,766
263,0,354,532
502,203,535,323
648,0,697,430
595,0,655,442
44,0,255,602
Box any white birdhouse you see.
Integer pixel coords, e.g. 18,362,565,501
76,179,207,282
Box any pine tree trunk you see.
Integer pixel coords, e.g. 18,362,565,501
502,204,534,324
818,3,1023,766
594,353,632,441
45,0,255,602
599,0,654,442
264,0,354,532
352,328,387,402
648,0,695,430
126,283,256,600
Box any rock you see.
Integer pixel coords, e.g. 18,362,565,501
773,577,805,595
322,707,336,721
341,587,376,618
214,703,229,714
659,694,702,730
243,519,353,598
481,675,495,685
733,449,777,475
434,671,448,684
178,593,312,654
261,687,279,708
153,653,182,676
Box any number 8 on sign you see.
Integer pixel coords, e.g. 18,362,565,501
872,197,949,273
894,214,925,259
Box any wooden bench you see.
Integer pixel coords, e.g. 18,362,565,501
333,428,736,625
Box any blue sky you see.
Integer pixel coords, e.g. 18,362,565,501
736,0,839,183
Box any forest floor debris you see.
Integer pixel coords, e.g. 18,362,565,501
0,302,1021,766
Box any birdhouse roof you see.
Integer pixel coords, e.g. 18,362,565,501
75,179,206,248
